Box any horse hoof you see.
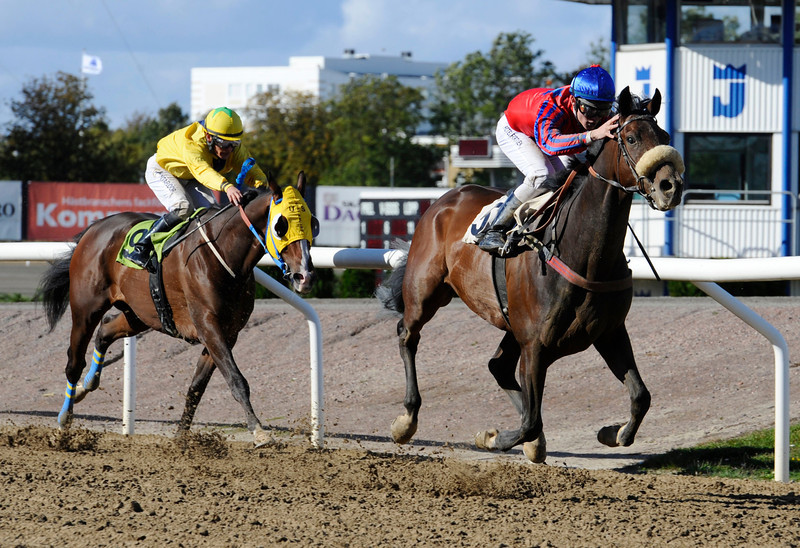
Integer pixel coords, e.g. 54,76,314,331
597,424,624,447
57,412,72,430
390,414,417,444
522,433,547,463
253,428,272,448
73,386,88,404
475,429,498,451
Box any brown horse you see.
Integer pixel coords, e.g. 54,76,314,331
377,87,684,462
39,172,316,446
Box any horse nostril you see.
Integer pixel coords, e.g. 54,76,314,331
659,180,674,194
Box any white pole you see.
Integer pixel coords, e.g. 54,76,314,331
693,281,790,483
253,268,324,448
122,336,136,435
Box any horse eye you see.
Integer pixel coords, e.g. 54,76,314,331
272,215,289,239
626,136,636,145
310,216,320,238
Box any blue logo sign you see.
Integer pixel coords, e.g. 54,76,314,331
635,67,651,98
713,64,746,118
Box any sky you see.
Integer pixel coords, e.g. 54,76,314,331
0,0,611,129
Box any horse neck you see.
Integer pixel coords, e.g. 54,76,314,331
208,201,268,275
556,153,633,279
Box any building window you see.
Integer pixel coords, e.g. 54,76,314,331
680,1,783,45
684,134,771,203
619,0,667,45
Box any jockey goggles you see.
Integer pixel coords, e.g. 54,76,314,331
212,135,241,150
576,98,612,120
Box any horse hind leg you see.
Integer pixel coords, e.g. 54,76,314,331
73,312,147,404
58,303,110,427
391,319,421,444
593,327,651,448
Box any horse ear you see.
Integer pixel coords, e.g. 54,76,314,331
296,171,307,198
648,89,662,116
267,171,282,199
617,86,633,116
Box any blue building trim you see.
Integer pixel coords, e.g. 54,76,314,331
782,0,794,256
663,0,678,256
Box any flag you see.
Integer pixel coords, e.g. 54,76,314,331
81,53,102,75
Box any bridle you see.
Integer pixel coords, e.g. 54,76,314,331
587,114,661,210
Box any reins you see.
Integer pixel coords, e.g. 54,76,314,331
588,114,660,209
509,112,671,291
237,198,291,279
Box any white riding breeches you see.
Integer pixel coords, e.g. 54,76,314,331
145,154,216,219
495,114,566,202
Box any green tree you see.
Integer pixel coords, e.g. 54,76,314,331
585,38,611,71
244,90,332,186
323,75,438,187
0,72,113,182
105,102,189,182
430,31,562,138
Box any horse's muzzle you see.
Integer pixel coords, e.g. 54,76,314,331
291,270,316,295
650,165,684,211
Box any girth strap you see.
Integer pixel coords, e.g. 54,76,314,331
491,255,512,329
148,260,179,337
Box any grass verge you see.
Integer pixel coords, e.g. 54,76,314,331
635,422,800,481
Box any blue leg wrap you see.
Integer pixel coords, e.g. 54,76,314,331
58,381,75,427
83,348,105,390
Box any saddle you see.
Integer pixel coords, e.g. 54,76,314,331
116,211,206,339
500,170,579,257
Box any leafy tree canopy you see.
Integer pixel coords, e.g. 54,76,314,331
322,75,438,187
244,90,332,186
0,72,111,181
430,31,563,138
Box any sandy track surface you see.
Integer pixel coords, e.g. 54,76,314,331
1,297,799,545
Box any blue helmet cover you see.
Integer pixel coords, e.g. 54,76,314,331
570,65,615,104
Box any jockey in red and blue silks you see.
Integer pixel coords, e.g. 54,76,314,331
476,65,621,254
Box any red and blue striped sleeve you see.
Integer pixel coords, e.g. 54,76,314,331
532,88,586,156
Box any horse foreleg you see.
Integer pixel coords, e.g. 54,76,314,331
477,342,549,462
593,327,651,447
201,335,269,446
178,349,216,433
487,331,523,414
391,319,421,444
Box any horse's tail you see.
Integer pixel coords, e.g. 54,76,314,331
38,229,87,332
375,240,410,315
39,250,73,332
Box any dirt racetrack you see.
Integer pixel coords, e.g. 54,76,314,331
1,297,800,546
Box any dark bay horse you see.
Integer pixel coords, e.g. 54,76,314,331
40,172,316,446
377,87,684,462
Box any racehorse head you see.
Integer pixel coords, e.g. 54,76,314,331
612,86,684,211
263,171,318,294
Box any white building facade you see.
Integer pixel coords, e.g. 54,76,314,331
567,0,800,260
190,52,448,133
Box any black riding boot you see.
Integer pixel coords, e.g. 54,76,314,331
477,194,523,254
125,211,182,268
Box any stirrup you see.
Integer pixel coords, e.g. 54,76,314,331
124,245,151,268
477,230,507,253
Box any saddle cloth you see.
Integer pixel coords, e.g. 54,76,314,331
462,191,554,245
115,210,204,270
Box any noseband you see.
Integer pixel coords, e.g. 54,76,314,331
587,114,661,210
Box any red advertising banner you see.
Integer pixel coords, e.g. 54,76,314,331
27,182,164,241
